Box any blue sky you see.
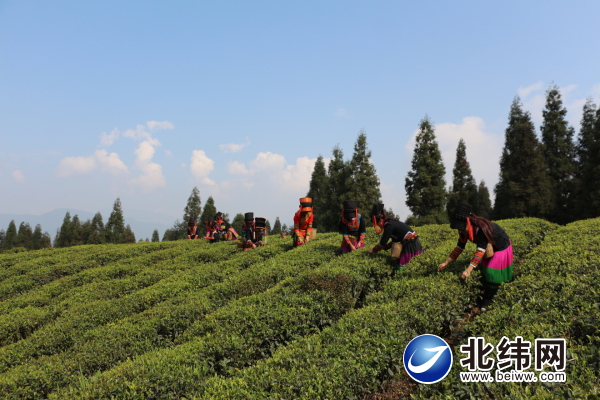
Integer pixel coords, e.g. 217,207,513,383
1,1,599,234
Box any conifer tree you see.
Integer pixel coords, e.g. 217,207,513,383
55,212,73,248
541,85,577,224
323,145,350,232
494,97,552,219
3,221,18,251
281,223,289,235
405,116,447,225
231,213,245,236
345,130,382,225
0,229,5,250
272,217,282,235
17,222,33,250
40,232,52,249
587,106,600,218
87,212,105,244
183,187,202,223
124,224,136,243
200,196,217,228
31,224,43,249
573,98,598,219
306,155,329,232
71,215,84,246
474,180,492,219
447,139,478,218
105,198,126,244
151,229,160,242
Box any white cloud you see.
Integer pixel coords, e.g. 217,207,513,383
147,121,174,131
190,150,216,185
130,139,166,190
518,81,544,98
249,152,286,171
281,156,318,191
12,170,25,183
165,150,172,157
100,128,120,146
227,161,253,175
94,149,128,175
243,182,255,190
335,108,348,117
56,155,97,177
220,139,250,153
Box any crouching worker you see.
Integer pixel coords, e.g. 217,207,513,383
187,220,200,240
367,203,422,271
205,216,220,243
238,213,266,250
438,202,514,312
293,197,314,247
339,200,366,253
215,212,239,241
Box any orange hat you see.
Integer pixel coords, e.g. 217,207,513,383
299,197,313,212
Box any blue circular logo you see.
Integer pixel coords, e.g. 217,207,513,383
403,334,453,384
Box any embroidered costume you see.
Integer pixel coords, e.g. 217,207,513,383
368,202,423,269
187,220,199,239
339,200,366,252
446,202,514,310
238,213,266,250
293,197,314,247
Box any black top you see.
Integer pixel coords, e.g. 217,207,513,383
456,222,510,252
379,220,416,247
244,226,263,243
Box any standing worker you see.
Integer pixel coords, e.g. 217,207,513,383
367,203,422,271
339,200,366,253
438,202,514,311
293,197,314,247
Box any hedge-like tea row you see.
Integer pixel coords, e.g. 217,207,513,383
42,226,460,399
0,235,338,398
192,219,557,399
415,217,600,400
0,239,289,374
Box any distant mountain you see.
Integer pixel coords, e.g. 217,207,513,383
0,209,172,243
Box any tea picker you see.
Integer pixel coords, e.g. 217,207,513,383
367,202,423,271
238,213,266,250
438,202,514,311
339,200,366,253
293,197,315,247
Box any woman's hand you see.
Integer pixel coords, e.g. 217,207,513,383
461,266,474,279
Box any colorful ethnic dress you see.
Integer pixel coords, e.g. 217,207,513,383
293,211,313,246
340,214,366,252
378,220,423,266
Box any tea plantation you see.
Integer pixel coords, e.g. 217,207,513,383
0,218,598,399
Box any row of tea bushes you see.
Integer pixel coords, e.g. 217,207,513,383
0,239,290,373
416,217,600,400
191,219,557,399
45,225,461,399
0,234,339,398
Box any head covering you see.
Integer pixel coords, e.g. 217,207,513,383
450,202,472,230
244,212,254,221
370,203,385,219
342,200,359,221
299,197,313,212
255,217,267,230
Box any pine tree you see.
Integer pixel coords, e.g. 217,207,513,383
124,225,136,243
87,212,105,244
0,229,5,250
405,116,448,225
16,222,33,250
71,215,84,246
272,217,282,235
494,97,552,219
281,223,289,235
40,232,52,249
200,196,217,228
105,198,126,244
541,85,577,224
345,130,382,225
55,212,73,248
323,145,350,232
265,219,271,234
447,139,478,218
587,107,600,217
231,213,245,236
306,155,329,232
3,221,18,251
31,224,43,250
574,98,598,219
183,187,202,223
475,180,492,219
151,229,160,242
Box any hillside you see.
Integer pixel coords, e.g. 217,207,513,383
0,218,598,399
